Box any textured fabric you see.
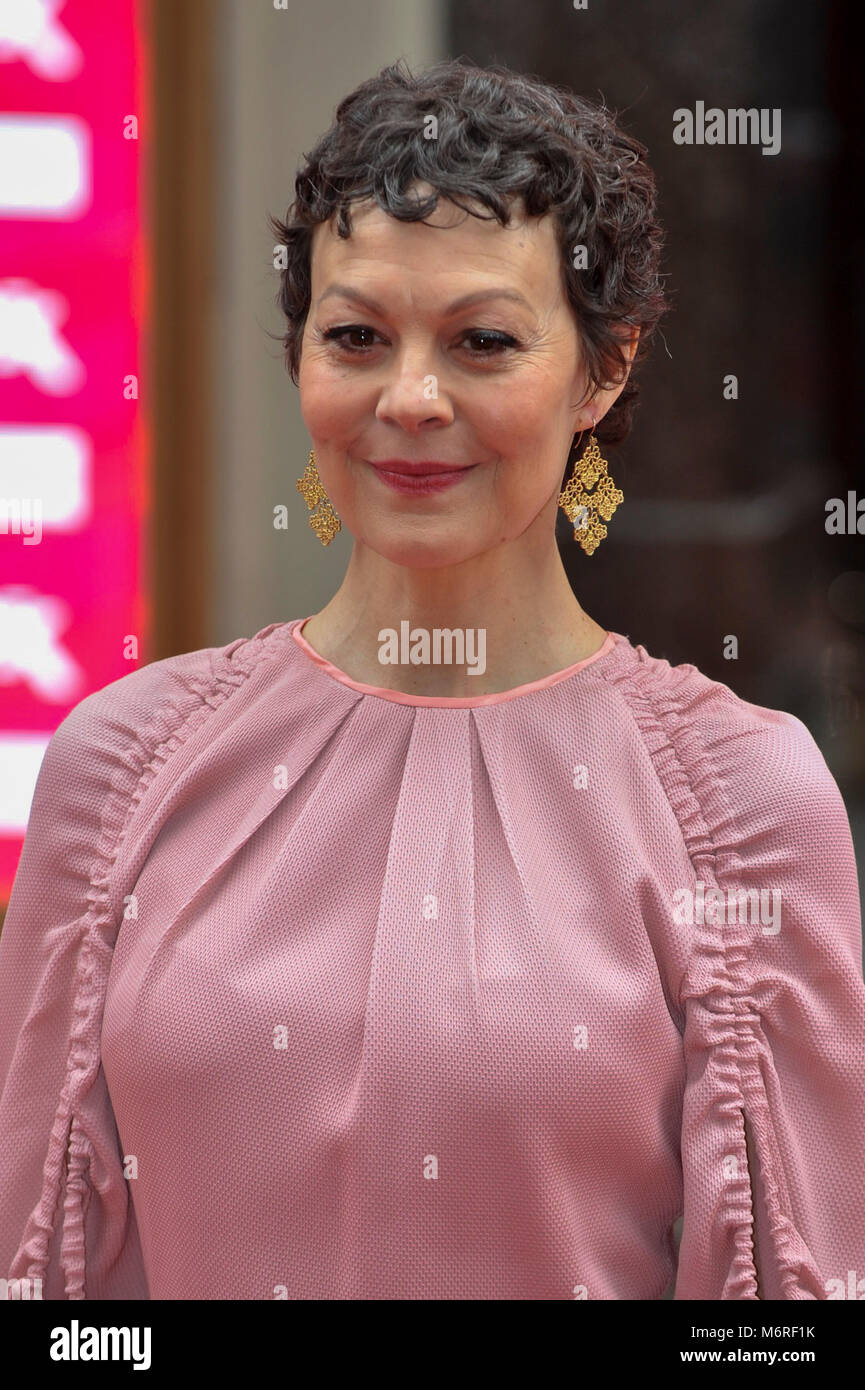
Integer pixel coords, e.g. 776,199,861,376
1,616,864,1301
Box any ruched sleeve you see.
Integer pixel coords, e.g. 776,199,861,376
0,647,223,1299
667,687,865,1299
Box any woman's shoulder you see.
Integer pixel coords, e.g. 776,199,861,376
26,621,295,847
52,619,292,752
599,632,850,871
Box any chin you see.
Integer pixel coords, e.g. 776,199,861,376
361,521,481,569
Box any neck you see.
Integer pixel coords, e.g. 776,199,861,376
299,532,608,700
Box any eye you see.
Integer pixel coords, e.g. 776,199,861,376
460,329,519,356
322,325,380,353
320,324,521,358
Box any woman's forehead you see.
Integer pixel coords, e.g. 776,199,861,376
308,198,561,299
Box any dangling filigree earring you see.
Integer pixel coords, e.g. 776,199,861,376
557,428,623,556
296,449,341,546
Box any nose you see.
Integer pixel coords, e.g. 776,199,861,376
374,350,455,431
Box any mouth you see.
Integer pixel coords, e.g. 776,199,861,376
365,459,478,495
367,459,476,476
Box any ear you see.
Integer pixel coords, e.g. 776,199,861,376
600,326,641,405
610,324,640,376
622,326,641,367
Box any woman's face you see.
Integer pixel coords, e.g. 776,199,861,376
299,186,608,569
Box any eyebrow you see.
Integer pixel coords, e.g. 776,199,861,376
316,284,535,315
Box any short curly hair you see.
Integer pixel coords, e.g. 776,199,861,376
268,57,669,450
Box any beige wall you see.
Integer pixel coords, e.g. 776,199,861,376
209,0,444,645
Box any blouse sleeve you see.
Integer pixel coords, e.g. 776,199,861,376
672,694,865,1300
0,650,218,1299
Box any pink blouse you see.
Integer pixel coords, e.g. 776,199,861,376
1,616,864,1300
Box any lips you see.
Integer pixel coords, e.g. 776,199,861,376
366,459,477,496
368,460,473,476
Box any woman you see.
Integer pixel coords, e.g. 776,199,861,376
1,58,864,1302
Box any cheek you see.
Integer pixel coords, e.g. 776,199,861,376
298,361,362,445
472,379,568,477
474,379,570,505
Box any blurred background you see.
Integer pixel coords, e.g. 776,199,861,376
1,0,863,914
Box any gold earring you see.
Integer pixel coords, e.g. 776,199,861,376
557,431,623,556
296,449,341,546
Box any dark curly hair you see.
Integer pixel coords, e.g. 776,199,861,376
268,57,669,451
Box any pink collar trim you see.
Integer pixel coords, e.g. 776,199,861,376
288,617,617,708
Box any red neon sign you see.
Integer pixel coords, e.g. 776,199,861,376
0,0,150,898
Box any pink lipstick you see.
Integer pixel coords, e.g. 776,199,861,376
366,459,477,495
